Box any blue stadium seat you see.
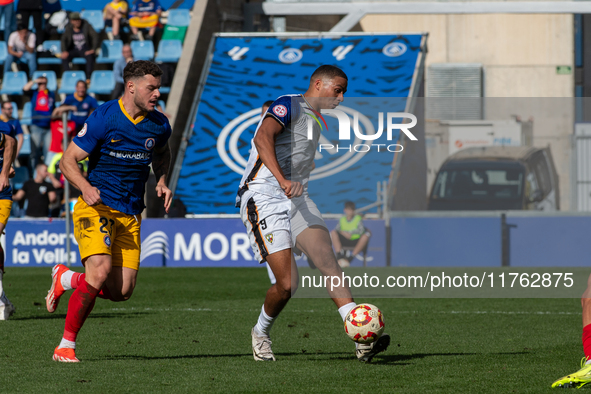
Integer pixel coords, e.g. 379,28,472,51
159,87,170,94
88,71,115,95
155,40,182,63
38,41,62,65
10,102,17,118
0,71,27,95
0,41,7,65
158,100,165,112
130,40,154,61
97,100,105,106
18,134,31,156
32,71,58,91
81,10,105,32
59,71,86,95
96,40,123,64
72,57,87,65
167,9,191,27
11,166,30,192
20,102,31,126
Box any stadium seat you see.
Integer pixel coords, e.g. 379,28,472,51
88,71,115,95
59,71,86,95
0,71,27,95
97,100,105,106
72,57,87,65
11,166,30,192
20,101,31,125
130,40,154,61
18,134,31,156
81,10,104,32
38,41,62,65
32,71,58,91
167,9,191,27
96,40,123,64
159,87,170,94
155,40,182,63
158,100,165,112
0,41,7,65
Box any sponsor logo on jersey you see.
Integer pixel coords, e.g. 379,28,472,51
82,103,89,109
145,138,155,150
104,234,111,247
108,150,151,160
272,105,287,117
111,139,122,143
382,42,407,57
77,123,87,137
278,48,303,64
265,233,274,244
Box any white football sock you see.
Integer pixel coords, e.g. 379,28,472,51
58,338,76,349
338,302,357,322
254,305,276,337
60,270,74,291
586,359,591,365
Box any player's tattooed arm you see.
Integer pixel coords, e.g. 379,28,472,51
254,117,303,199
153,142,172,213
0,134,15,191
61,143,101,206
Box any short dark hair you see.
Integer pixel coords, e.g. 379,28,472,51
1,101,11,110
123,60,163,83
310,65,348,82
344,201,355,210
263,100,274,108
76,80,87,88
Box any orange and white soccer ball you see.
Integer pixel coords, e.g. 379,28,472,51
344,304,385,344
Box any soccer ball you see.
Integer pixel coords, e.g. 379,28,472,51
344,304,384,344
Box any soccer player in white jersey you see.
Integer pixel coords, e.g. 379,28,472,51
236,65,390,362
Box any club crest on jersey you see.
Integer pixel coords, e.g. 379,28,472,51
265,233,274,244
78,123,87,137
104,234,111,247
272,105,287,117
145,138,155,150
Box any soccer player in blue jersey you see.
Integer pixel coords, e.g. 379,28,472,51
0,121,17,320
45,60,172,361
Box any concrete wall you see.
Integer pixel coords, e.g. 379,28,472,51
360,14,576,209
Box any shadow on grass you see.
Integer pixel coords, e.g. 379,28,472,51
368,351,532,365
10,312,151,321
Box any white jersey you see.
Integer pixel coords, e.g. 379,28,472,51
236,94,322,205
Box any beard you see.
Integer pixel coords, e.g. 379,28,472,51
134,96,155,113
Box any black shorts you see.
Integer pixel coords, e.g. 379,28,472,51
337,232,361,248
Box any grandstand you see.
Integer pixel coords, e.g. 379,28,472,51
0,0,193,218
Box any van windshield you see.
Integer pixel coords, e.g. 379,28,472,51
431,168,524,200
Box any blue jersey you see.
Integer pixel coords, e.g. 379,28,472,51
132,0,162,13
0,122,16,200
72,99,171,215
63,94,99,128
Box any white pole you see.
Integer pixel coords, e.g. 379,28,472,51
62,112,71,267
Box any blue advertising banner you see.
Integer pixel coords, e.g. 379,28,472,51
5,218,387,268
175,33,426,214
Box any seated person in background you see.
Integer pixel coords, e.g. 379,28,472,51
0,101,24,155
23,76,56,166
52,80,98,133
129,0,162,41
45,116,76,166
111,44,133,100
103,0,128,40
330,201,371,268
12,163,56,218
61,12,99,80
4,23,36,78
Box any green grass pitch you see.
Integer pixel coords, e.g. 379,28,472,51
0,267,585,393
